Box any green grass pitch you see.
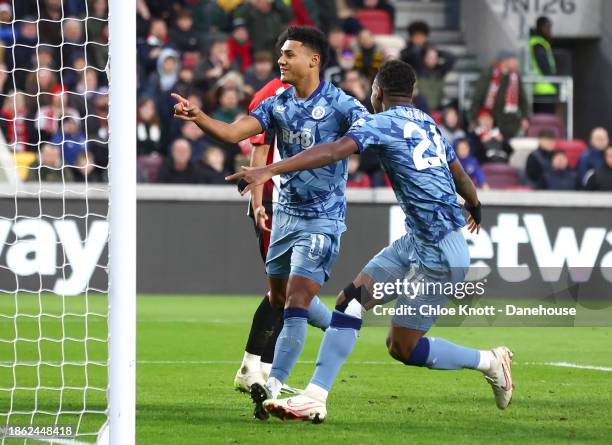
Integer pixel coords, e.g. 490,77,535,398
1,295,612,444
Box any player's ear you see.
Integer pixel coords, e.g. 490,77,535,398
310,53,320,68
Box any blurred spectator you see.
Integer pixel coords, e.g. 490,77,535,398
28,144,74,182
324,26,354,85
0,91,29,152
341,70,372,112
227,19,252,73
529,16,557,114
291,0,319,27
525,128,556,186
157,138,201,183
468,109,513,163
139,18,168,75
244,51,277,94
336,0,364,35
180,121,210,161
199,146,230,184
416,47,455,111
439,106,466,145
538,150,576,190
36,93,80,142
147,48,180,96
63,54,87,92
400,21,429,72
349,0,395,24
169,9,201,54
0,4,14,45
192,0,235,33
13,20,38,89
455,138,488,189
86,89,109,174
25,68,61,108
39,0,62,55
51,116,87,166
353,29,383,81
347,154,371,188
470,51,529,139
234,0,293,53
73,151,105,183
585,146,612,191
211,88,242,124
137,97,163,156
194,39,238,92
576,127,609,188
61,19,85,67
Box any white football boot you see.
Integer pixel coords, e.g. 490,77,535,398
484,346,514,409
263,394,327,423
233,365,265,393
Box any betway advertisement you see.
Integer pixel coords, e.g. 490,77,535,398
387,205,612,326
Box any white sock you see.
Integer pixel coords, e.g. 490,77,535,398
305,383,328,403
267,376,283,399
240,352,261,373
260,362,272,378
476,350,495,372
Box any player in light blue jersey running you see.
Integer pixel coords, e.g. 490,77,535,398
229,60,514,423
173,26,369,420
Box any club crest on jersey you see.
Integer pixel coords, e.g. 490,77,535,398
311,105,326,120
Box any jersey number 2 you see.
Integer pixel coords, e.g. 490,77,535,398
404,122,447,171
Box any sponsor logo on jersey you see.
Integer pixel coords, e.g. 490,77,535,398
280,128,315,149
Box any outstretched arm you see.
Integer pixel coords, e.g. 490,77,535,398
226,136,358,195
449,159,481,233
172,93,262,144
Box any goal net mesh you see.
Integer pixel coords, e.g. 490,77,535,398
0,0,110,442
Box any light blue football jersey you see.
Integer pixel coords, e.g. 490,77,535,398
345,105,465,243
250,81,368,221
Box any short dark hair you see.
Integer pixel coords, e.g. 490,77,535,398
538,128,556,139
536,16,551,31
375,59,417,98
276,26,330,69
407,21,430,37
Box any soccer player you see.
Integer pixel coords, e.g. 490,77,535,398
228,59,514,423
172,26,369,419
234,78,331,394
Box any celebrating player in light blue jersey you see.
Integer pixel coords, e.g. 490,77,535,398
173,26,369,420
229,60,514,423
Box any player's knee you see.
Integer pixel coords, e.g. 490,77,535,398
285,292,310,310
268,290,285,309
386,337,416,363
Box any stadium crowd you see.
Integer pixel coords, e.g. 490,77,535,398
0,0,610,191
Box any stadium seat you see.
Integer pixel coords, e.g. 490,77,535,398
526,113,565,139
554,139,586,169
509,137,539,170
481,163,520,189
137,153,163,183
356,9,392,35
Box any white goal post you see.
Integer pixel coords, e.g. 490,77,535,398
108,0,136,443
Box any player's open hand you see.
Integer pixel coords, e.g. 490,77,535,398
225,166,273,196
466,214,480,234
171,93,201,121
253,206,271,233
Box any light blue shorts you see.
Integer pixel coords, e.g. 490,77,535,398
363,229,470,331
265,208,346,285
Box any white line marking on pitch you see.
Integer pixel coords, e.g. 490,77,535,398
137,360,612,371
3,360,611,372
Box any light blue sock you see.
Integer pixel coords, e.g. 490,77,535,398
307,296,332,331
405,337,480,370
310,311,361,391
269,308,308,383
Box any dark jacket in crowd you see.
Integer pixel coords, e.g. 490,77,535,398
156,159,201,184
525,148,554,185
585,164,612,191
538,169,577,191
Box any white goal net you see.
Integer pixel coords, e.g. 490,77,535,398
0,0,134,443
